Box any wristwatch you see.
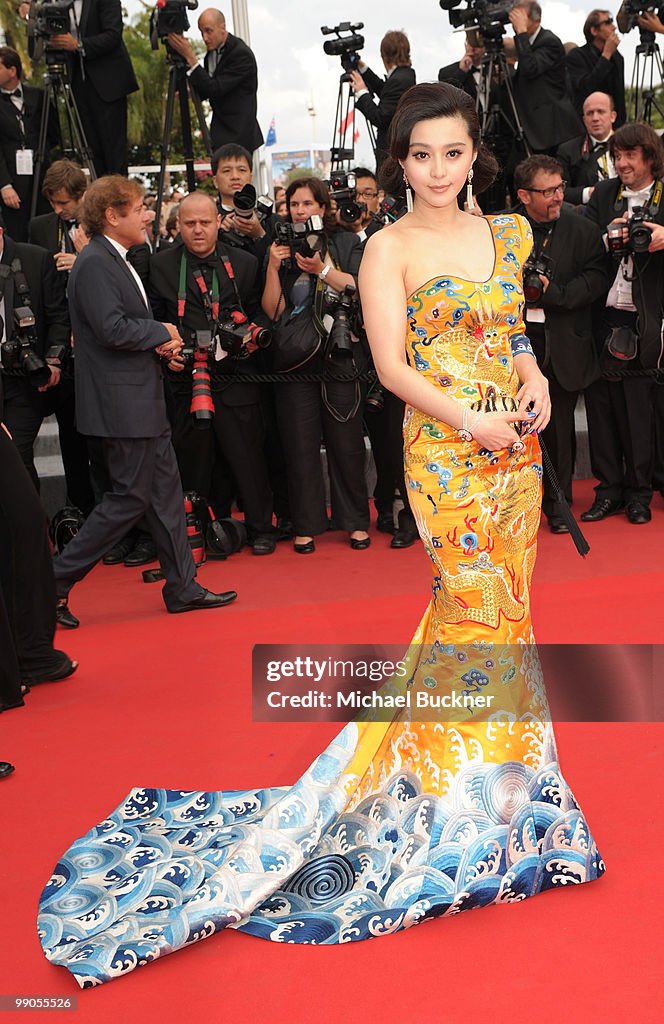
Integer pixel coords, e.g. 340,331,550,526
319,264,331,281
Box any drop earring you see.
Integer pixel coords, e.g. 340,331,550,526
403,172,414,213
466,167,475,211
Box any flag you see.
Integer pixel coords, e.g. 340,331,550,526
338,110,360,144
265,117,277,147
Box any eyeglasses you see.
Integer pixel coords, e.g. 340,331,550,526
523,181,567,198
356,189,378,198
597,16,613,26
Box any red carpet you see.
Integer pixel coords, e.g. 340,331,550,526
1,479,661,1023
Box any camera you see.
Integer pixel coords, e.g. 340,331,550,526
326,171,365,224
616,0,658,33
274,215,327,270
378,194,408,223
324,285,360,363
0,307,53,388
366,377,386,412
440,0,513,42
321,21,365,76
217,310,272,359
151,0,198,39
233,184,273,222
33,0,73,37
522,253,554,306
190,329,214,427
606,206,653,258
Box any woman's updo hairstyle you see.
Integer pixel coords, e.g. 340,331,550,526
380,82,499,200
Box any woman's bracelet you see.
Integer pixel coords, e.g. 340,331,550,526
457,407,483,442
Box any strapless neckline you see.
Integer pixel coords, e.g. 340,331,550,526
405,219,498,300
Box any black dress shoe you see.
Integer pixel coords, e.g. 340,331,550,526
168,589,238,613
252,535,277,555
0,762,15,779
580,498,625,522
275,517,294,541
391,509,418,548
124,540,158,567
56,599,79,629
548,516,570,535
350,535,371,550
376,512,395,534
294,539,315,554
626,501,651,524
102,537,134,565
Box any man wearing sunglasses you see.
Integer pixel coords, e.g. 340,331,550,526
512,155,608,534
566,10,626,127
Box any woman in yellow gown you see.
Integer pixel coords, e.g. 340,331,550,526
38,85,604,986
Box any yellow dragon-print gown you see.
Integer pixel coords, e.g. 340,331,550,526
39,214,604,987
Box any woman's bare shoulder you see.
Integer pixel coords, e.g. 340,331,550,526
363,219,410,260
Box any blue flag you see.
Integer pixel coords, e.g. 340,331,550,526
265,117,277,147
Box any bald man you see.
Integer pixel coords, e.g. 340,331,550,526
167,10,263,155
556,91,618,205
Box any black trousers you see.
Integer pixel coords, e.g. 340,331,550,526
530,331,579,519
364,388,413,522
275,378,369,536
585,312,655,505
167,384,274,537
0,421,60,700
653,380,664,493
2,375,95,514
71,73,128,176
53,429,202,609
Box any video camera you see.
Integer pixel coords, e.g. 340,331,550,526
326,171,364,223
440,0,513,42
33,0,73,36
150,0,199,62
606,207,653,258
274,215,327,270
0,306,66,387
321,21,365,76
522,253,554,306
616,0,659,33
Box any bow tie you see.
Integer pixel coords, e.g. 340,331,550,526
622,187,651,200
191,255,218,272
62,218,77,229
592,141,608,154
2,89,21,100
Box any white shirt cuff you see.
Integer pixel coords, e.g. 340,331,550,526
355,88,369,100
582,186,593,204
186,62,203,76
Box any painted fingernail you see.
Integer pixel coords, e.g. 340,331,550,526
527,411,537,418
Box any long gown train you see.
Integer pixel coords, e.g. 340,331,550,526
38,214,604,986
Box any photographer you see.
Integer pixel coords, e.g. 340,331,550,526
337,167,382,242
566,10,626,126
350,31,416,171
46,0,138,175
582,121,664,525
438,31,486,106
512,155,608,533
28,159,88,272
167,8,263,155
52,176,237,626
149,191,276,556
212,143,275,263
509,2,581,152
262,176,370,554
0,46,56,242
557,91,617,206
0,211,71,493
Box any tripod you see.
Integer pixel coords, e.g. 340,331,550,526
329,71,376,171
31,56,96,220
630,30,664,123
153,53,213,251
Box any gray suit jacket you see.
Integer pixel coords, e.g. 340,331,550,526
68,234,170,437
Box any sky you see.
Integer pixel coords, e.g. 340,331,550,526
126,1,647,165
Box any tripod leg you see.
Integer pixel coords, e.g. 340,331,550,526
31,78,53,221
59,82,97,180
154,68,178,252
188,83,213,157
177,73,196,194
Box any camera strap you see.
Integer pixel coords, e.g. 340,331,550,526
614,179,663,216
177,249,244,330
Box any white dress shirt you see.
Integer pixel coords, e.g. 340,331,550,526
104,235,149,309
606,182,655,311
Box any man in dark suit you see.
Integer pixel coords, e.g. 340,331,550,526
512,155,608,532
557,91,617,206
0,47,55,242
149,191,276,555
566,10,626,127
438,32,485,104
582,121,664,525
349,31,416,172
509,2,582,153
52,176,237,627
167,8,263,155
48,0,138,175
0,213,71,492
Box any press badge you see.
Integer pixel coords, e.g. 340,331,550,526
16,149,33,175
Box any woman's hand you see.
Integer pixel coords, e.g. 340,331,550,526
295,251,325,275
269,242,290,270
516,372,550,433
472,411,530,451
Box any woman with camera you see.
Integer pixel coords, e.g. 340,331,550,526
262,177,370,553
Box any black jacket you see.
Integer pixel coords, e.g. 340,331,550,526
565,42,626,127
72,0,138,102
189,34,263,153
585,177,664,368
556,134,613,206
0,236,70,365
0,85,58,201
148,241,263,402
355,65,416,169
517,206,607,390
513,28,582,151
438,61,479,100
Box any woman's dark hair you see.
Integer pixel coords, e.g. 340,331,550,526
609,121,664,179
285,176,337,232
380,82,499,200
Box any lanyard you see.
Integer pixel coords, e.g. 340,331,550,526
177,248,243,325
615,179,663,214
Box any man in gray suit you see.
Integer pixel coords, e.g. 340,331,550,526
54,176,237,627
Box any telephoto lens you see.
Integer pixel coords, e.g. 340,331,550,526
190,331,214,427
233,184,257,220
